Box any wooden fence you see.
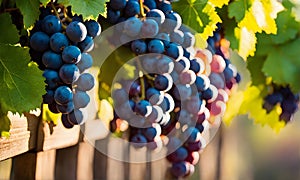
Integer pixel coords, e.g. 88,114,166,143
0,68,226,180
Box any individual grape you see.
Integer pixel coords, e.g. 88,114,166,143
189,58,205,74
160,93,175,113
165,43,183,61
156,32,170,46
183,32,195,48
130,134,147,148
146,9,165,25
131,40,147,54
163,12,182,32
54,86,73,105
62,45,82,64
74,73,95,91
170,30,184,45
183,127,201,143
209,72,225,89
175,57,190,73
156,56,174,74
123,17,142,37
202,85,218,103
84,20,101,38
134,100,152,117
30,31,50,52
42,15,62,35
78,36,94,52
148,39,165,54
141,19,159,37
73,91,90,109
157,1,172,13
154,74,173,91
49,32,69,53
61,114,74,129
211,54,226,73
76,53,93,72
57,101,74,114
124,1,140,17
265,92,283,106
42,51,63,70
167,147,188,162
195,75,210,92
109,0,127,11
143,126,158,141
197,107,210,124
107,9,121,24
209,100,226,116
185,151,200,165
144,0,157,9
146,105,164,123
43,69,62,89
68,109,87,125
179,70,196,85
185,140,202,152
128,80,141,97
140,55,158,73
66,21,87,43
59,64,80,84
146,87,164,105
43,89,54,104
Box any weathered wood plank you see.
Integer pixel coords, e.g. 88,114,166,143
10,152,37,180
77,142,94,180
35,150,56,180
0,112,39,161
55,145,79,180
93,137,109,180
0,158,11,179
36,120,80,151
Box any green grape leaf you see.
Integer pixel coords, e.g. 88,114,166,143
228,0,249,21
0,13,19,44
0,45,45,114
270,10,300,44
262,39,300,92
226,0,284,59
247,56,266,86
15,0,40,28
173,0,221,42
58,0,108,20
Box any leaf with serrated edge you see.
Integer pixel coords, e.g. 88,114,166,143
58,0,108,20
16,0,40,28
235,27,257,59
0,45,45,113
0,13,19,44
262,39,300,92
239,86,285,132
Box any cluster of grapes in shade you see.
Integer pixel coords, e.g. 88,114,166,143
106,0,241,178
29,6,101,128
263,85,299,123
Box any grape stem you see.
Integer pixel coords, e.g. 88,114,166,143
139,0,146,17
136,59,146,100
50,3,67,29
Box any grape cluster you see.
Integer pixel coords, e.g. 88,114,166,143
105,0,240,178
263,85,299,123
29,6,101,128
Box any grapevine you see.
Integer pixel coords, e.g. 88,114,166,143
0,0,300,179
